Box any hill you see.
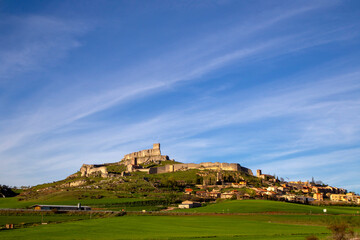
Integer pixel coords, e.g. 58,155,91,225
2,143,359,211
6,143,261,210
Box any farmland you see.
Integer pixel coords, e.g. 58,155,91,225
174,199,360,214
0,191,169,211
0,214,333,240
0,199,359,239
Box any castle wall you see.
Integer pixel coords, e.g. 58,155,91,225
153,143,160,150
123,149,161,160
80,164,108,178
148,162,252,175
123,143,162,160
241,166,253,175
137,168,150,173
79,143,253,178
121,143,169,165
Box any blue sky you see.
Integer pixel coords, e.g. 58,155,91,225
1,0,360,193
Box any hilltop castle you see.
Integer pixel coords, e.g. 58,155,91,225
122,143,170,166
80,143,253,177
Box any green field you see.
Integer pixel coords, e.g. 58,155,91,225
0,214,90,226
0,214,333,240
0,191,166,210
1,199,360,239
175,199,360,215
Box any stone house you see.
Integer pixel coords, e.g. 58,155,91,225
178,201,201,209
195,191,208,198
220,192,235,199
313,192,324,201
208,191,221,199
330,194,347,202
184,188,193,195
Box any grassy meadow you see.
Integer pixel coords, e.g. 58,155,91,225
0,190,170,211
174,199,360,215
1,199,359,239
0,214,90,226
0,214,334,240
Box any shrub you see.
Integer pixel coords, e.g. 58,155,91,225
328,222,354,240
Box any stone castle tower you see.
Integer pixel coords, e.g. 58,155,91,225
122,143,169,165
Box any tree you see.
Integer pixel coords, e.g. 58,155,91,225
0,185,17,198
315,180,324,185
311,176,315,184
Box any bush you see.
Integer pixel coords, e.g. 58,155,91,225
0,185,17,197
328,222,354,240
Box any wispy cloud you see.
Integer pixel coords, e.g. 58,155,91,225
0,4,352,153
0,15,87,80
1,1,360,193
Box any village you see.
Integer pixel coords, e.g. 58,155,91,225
178,169,360,209
77,143,360,209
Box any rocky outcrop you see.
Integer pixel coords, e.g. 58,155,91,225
69,180,87,187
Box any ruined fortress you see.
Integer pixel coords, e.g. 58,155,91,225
122,143,170,165
149,162,253,175
80,143,253,178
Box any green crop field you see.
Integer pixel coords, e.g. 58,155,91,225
0,192,162,210
1,199,359,239
0,214,89,226
0,214,335,240
175,199,360,215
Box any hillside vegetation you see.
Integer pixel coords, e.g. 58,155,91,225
5,168,261,211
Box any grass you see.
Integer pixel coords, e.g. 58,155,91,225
174,199,360,215
0,193,155,210
0,211,125,230
141,160,182,168
147,169,201,185
1,199,359,239
106,164,127,173
0,215,332,240
0,214,90,226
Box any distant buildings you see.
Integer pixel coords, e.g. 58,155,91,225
256,169,276,182
178,201,201,209
313,193,324,201
330,193,360,203
33,203,91,211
